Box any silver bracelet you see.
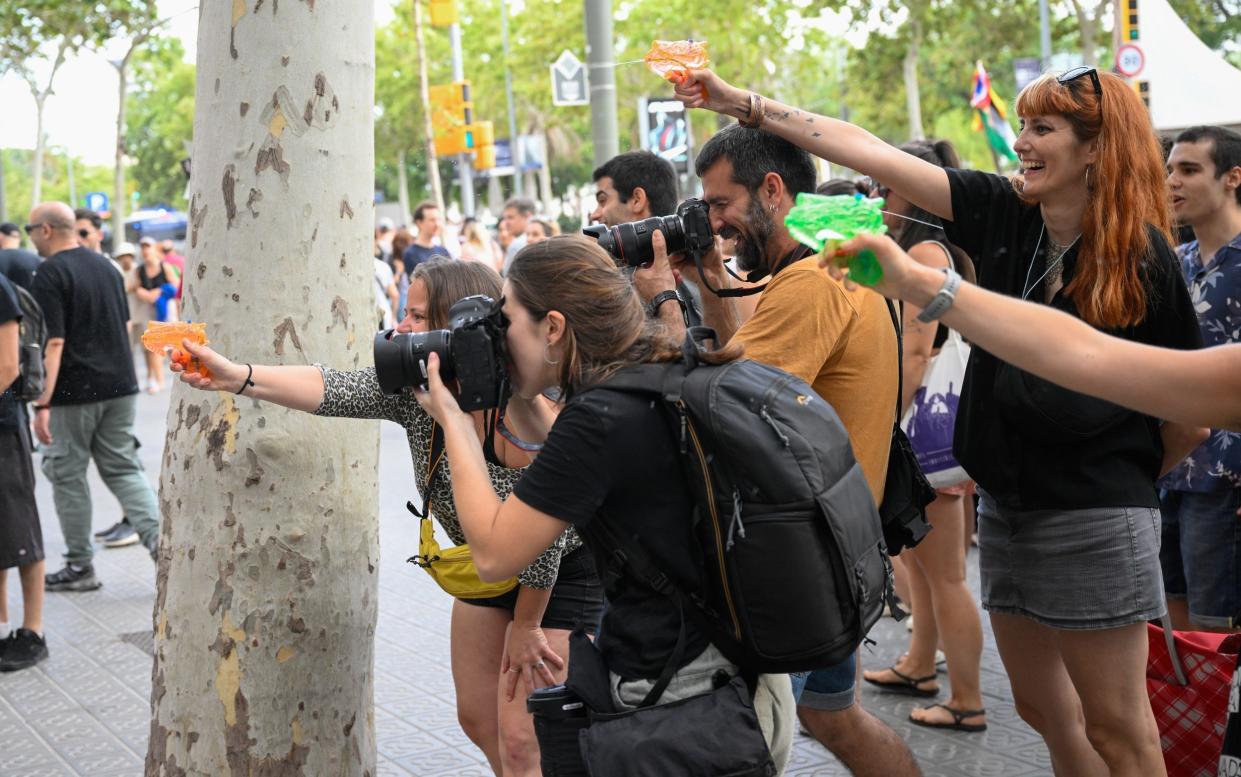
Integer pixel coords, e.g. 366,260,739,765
915,267,962,324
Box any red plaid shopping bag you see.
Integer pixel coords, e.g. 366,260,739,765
1146,618,1241,777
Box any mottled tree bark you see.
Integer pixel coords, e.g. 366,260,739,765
146,1,378,775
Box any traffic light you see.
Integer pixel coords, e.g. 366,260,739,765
429,0,458,27
429,81,473,156
1119,0,1139,41
471,121,496,171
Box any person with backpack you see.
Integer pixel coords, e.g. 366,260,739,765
0,272,48,672
673,67,1206,774
414,233,893,774
630,126,921,774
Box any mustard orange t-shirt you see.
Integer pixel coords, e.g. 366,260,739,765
731,259,899,503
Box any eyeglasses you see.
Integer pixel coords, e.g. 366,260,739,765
1057,66,1103,103
78,229,90,239
23,223,47,235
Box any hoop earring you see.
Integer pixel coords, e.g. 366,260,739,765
543,345,559,366
1085,165,1092,192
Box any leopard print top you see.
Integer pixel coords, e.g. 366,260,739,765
313,366,581,589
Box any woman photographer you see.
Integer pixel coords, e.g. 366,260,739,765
415,234,795,774
173,259,603,777
674,68,1203,774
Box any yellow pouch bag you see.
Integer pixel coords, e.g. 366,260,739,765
407,422,519,599
410,516,519,599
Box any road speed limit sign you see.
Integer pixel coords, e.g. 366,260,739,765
1116,44,1145,77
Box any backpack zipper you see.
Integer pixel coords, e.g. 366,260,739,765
677,400,742,641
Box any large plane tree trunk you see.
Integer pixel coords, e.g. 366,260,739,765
145,1,379,774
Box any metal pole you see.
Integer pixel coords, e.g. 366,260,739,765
450,23,475,217
1039,0,1052,69
500,1,522,197
583,0,619,167
66,152,77,207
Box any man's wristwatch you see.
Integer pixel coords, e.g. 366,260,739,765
915,267,963,323
648,289,686,320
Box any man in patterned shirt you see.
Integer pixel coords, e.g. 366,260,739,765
1160,125,1241,632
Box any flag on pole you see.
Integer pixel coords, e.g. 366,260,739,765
970,61,1018,162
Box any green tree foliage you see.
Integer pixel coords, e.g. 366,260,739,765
1171,0,1241,67
374,0,852,204
2,148,114,223
125,36,195,208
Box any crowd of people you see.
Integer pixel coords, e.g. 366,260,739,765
0,60,1238,777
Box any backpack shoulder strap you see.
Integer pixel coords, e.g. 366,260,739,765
585,517,694,706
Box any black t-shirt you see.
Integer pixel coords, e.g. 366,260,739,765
513,388,709,680
943,169,1202,511
0,274,24,431
31,247,138,405
0,248,41,291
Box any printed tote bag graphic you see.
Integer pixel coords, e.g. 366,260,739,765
900,329,970,489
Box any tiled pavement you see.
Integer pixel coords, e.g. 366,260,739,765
0,387,1051,776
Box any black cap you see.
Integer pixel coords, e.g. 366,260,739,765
0,222,19,237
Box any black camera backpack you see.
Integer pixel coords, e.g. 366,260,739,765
10,284,46,402
581,329,892,674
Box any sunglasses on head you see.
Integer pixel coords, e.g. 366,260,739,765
1057,66,1103,103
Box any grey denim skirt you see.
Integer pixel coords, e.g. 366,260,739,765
977,491,1166,630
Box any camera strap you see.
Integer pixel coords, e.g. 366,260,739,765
407,422,446,520
690,249,766,298
690,244,814,298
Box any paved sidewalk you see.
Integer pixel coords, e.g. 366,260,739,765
0,387,1050,776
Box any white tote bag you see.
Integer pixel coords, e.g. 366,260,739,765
900,329,971,489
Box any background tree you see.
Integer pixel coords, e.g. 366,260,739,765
145,0,380,773
125,37,195,209
0,148,114,225
90,0,162,249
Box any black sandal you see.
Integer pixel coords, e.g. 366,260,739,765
862,666,940,698
909,703,988,732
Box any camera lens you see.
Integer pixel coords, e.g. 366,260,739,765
373,329,453,394
583,215,685,267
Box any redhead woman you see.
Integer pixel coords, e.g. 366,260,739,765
675,67,1205,776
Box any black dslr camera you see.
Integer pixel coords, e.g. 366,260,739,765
583,197,713,267
373,295,508,411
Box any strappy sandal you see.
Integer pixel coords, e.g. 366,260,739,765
862,666,940,697
909,703,988,732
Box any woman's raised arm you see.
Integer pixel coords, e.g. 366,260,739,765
673,68,953,221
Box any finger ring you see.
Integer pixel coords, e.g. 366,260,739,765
508,667,520,673
533,660,545,668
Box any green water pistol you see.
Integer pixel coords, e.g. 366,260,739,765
784,192,887,286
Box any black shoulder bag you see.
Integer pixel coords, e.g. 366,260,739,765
878,299,936,558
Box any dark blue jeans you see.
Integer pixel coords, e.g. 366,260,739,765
1159,488,1241,629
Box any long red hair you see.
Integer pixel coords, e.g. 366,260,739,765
1014,71,1172,329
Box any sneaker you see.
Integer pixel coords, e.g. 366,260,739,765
45,563,102,592
94,518,127,539
0,629,48,672
102,520,139,548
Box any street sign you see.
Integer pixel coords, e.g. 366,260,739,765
638,98,690,172
551,50,588,107
1013,58,1042,93
1116,44,1145,78
85,192,109,213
